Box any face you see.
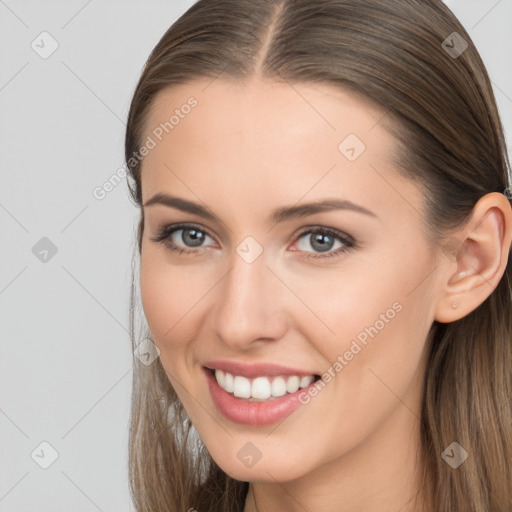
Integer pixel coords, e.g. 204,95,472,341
138,77,442,482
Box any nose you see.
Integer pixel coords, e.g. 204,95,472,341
211,250,289,350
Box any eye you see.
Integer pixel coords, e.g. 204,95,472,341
150,223,356,260
290,226,355,259
150,223,216,256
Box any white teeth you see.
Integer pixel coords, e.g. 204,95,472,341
271,376,287,397
286,375,300,394
233,376,251,398
224,371,234,393
212,369,316,400
215,369,225,388
251,377,272,400
300,375,314,388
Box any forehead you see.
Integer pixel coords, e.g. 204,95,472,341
138,77,421,224
142,77,389,152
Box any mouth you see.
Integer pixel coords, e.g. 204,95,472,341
203,365,322,425
207,367,321,402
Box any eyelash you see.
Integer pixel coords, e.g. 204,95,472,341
150,222,357,260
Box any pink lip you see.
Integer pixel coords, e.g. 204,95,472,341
203,366,319,426
203,360,318,379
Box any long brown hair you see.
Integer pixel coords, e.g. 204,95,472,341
124,1,512,510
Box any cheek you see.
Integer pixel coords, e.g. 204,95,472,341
290,252,432,393
139,250,196,347
140,254,167,338
282,265,405,355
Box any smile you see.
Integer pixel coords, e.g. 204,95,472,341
214,369,317,401
203,364,321,426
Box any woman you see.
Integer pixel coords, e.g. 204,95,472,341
124,1,512,510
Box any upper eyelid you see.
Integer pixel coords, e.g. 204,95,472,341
162,222,353,246
174,223,217,242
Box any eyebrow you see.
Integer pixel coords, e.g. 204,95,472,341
143,193,377,224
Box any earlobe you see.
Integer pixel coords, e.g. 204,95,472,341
434,193,512,324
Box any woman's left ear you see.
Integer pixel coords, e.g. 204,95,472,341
434,192,512,323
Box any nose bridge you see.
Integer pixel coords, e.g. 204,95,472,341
212,248,287,347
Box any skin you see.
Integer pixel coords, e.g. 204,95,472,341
138,76,512,511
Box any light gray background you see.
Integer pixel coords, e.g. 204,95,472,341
1,1,511,511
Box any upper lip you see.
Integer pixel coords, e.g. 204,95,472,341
203,360,319,379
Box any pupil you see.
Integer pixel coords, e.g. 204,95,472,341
183,229,205,247
311,233,333,253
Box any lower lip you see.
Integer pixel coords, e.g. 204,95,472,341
204,367,316,426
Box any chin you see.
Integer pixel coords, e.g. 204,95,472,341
206,442,316,483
